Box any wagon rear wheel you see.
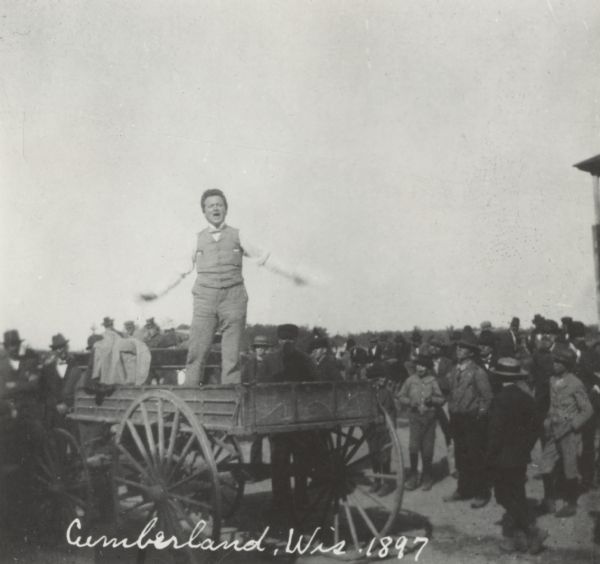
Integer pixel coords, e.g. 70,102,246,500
292,411,404,549
112,390,221,562
34,427,93,538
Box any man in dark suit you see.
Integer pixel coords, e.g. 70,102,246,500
267,324,316,521
0,329,43,529
496,317,520,358
40,333,82,429
486,358,546,554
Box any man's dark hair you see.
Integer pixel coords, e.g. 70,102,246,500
201,189,228,211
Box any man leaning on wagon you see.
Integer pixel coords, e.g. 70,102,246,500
140,189,309,386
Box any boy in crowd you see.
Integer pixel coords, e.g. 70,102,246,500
397,353,445,491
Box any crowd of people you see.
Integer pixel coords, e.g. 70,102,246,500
1,313,599,553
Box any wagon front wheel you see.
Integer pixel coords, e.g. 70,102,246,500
112,390,222,561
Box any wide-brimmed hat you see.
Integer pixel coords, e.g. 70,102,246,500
252,335,271,348
480,321,492,330
552,345,576,367
490,357,529,379
277,324,299,341
50,333,69,350
3,330,22,346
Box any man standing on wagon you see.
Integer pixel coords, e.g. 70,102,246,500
139,189,310,385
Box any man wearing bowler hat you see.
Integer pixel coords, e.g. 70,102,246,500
444,332,493,508
40,334,82,429
486,358,545,554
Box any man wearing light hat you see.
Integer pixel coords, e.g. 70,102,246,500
486,357,545,554
539,344,593,517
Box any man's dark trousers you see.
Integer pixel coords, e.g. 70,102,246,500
451,411,490,498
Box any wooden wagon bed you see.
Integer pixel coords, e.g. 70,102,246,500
71,381,380,435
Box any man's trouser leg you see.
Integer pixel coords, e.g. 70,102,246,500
218,284,248,384
186,287,219,385
463,413,490,499
450,413,470,496
420,413,436,477
271,435,292,510
580,415,597,486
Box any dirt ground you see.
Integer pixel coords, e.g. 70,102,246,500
1,425,597,564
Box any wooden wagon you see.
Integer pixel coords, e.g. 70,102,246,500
64,348,405,556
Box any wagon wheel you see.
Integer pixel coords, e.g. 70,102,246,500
207,431,245,519
292,411,404,550
112,390,221,562
34,427,93,537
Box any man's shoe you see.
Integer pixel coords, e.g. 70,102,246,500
527,526,548,555
421,476,434,491
555,502,577,518
443,490,466,502
537,497,556,515
376,482,395,497
404,474,418,491
470,496,490,509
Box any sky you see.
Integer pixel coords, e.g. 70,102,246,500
1,0,600,349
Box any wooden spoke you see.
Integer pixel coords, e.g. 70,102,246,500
344,429,370,464
126,420,156,477
342,500,360,551
168,433,196,481
117,443,153,482
139,402,158,468
334,512,340,545
157,398,165,462
165,408,181,467
168,493,213,512
167,471,208,493
348,492,380,539
122,499,155,516
353,483,388,509
340,426,357,459
114,475,149,492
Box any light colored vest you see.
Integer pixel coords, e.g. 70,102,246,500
193,226,244,289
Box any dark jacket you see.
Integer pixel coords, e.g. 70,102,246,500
0,351,42,421
314,353,343,382
265,343,317,383
486,381,538,468
40,358,82,426
496,329,519,358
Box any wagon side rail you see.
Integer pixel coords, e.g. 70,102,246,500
70,381,382,434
